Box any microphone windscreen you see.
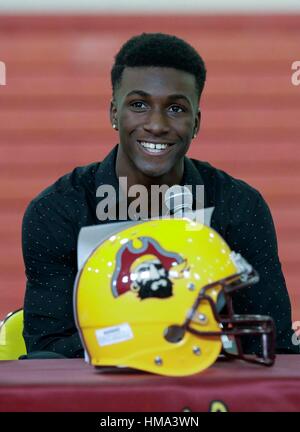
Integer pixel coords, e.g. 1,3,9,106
164,185,193,214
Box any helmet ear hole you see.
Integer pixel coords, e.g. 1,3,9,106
164,325,185,343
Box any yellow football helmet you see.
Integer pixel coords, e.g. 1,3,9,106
74,218,275,376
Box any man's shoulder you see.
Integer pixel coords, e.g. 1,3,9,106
24,161,101,220
190,158,262,202
30,161,100,205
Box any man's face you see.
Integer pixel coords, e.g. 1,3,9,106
111,67,201,179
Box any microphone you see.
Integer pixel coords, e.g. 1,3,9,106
164,185,193,218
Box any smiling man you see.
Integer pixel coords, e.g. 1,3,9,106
22,33,297,359
112,67,200,186
110,35,204,217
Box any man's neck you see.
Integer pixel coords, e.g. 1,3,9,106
116,153,185,191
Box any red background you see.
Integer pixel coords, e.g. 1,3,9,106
0,14,299,321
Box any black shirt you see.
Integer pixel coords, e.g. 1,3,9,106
22,145,297,358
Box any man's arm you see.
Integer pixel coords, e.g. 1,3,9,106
22,198,84,358
226,190,298,354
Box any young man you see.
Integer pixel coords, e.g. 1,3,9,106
22,33,297,358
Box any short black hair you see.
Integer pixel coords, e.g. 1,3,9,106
111,33,206,101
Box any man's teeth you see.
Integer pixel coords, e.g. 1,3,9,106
140,141,169,152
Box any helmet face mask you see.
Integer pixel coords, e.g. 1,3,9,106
74,219,275,376
183,267,276,366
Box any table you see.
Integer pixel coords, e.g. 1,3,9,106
0,355,300,412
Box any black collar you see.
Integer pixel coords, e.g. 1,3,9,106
95,144,205,210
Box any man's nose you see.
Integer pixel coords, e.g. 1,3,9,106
143,109,170,136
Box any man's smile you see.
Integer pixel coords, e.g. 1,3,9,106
137,140,175,156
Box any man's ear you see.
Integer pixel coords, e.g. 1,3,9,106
196,108,201,134
110,98,118,130
193,109,201,138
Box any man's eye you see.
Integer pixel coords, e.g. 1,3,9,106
169,105,184,113
130,101,147,110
